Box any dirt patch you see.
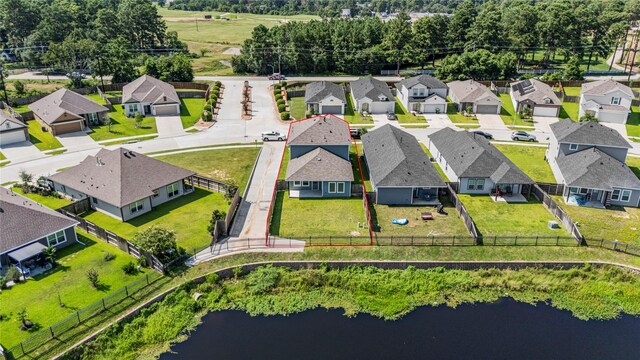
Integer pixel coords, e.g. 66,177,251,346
350,230,362,236
219,60,232,67
222,47,241,55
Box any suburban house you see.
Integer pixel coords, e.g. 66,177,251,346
122,75,181,117
285,115,353,198
304,81,347,115
428,127,533,199
29,89,109,135
350,77,395,114
547,119,640,208
362,124,446,205
395,75,448,114
0,111,28,145
509,79,562,117
48,148,196,221
579,79,633,124
447,80,502,114
0,187,78,270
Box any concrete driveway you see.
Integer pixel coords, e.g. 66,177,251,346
532,116,558,134
57,131,98,151
425,114,454,128
0,141,42,163
155,116,185,137
477,114,508,130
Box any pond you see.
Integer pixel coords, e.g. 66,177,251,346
161,299,640,360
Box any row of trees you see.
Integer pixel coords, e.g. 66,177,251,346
232,0,639,79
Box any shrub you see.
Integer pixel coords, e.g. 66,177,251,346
103,252,116,262
276,99,285,106
246,265,280,295
210,89,219,97
122,261,137,275
215,81,222,87
5,266,21,283
202,111,213,122
280,81,287,87
205,273,219,284
132,226,178,263
277,104,286,112
281,112,290,120
87,269,100,288
275,93,283,101
209,94,218,104
137,256,149,267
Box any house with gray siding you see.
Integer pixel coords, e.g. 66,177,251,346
509,79,562,117
579,79,633,124
395,75,448,114
48,148,195,221
122,75,181,117
447,80,502,114
285,115,353,198
427,127,533,199
350,77,395,114
362,125,446,205
0,187,78,268
304,81,347,115
547,119,640,208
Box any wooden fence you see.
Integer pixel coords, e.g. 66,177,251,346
531,184,583,244
188,175,236,194
446,183,481,243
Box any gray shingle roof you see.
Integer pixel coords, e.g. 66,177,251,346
0,187,78,254
447,80,501,103
396,75,447,90
581,79,633,97
429,127,533,184
48,148,195,208
0,111,26,130
122,75,180,105
350,77,394,102
304,81,347,104
362,125,445,188
287,115,352,146
557,147,640,190
285,147,354,182
29,89,109,125
510,79,561,106
550,119,631,148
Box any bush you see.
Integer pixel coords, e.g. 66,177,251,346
133,226,178,263
5,266,21,283
87,269,100,288
215,81,222,87
280,81,287,87
277,104,286,113
122,261,137,275
210,89,219,97
275,93,283,101
281,112,290,120
276,98,285,106
103,252,116,262
202,111,213,122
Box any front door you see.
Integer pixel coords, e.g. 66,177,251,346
144,105,151,115
412,103,421,112
312,182,320,190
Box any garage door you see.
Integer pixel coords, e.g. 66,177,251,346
321,105,343,114
53,121,83,135
154,105,178,116
0,129,27,145
533,106,558,117
597,111,627,124
423,104,446,114
475,105,499,114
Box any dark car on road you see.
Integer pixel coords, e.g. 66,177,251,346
472,130,493,140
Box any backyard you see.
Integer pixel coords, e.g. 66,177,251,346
458,194,567,238
498,93,534,127
0,232,147,348
559,101,579,121
627,106,640,138
288,97,306,120
88,104,157,142
179,97,206,128
494,144,556,183
27,120,63,151
552,195,640,246
394,97,426,123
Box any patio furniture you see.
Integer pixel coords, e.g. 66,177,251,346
392,218,409,225
421,212,434,220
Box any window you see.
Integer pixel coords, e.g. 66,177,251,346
611,189,621,200
467,178,485,190
129,200,144,214
611,97,621,105
337,182,345,193
569,187,579,194
302,181,310,187
152,190,159,198
569,143,578,151
46,230,66,246
613,189,632,202
87,112,98,124
167,183,180,198
579,188,589,195
328,182,337,193
476,179,485,190
293,181,301,187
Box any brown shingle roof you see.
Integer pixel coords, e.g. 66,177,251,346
28,89,109,125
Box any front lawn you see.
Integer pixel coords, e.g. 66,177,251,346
0,232,147,348
394,97,426,123
628,156,640,178
459,194,566,237
27,120,63,151
371,197,469,237
499,93,534,127
552,195,640,246
11,186,72,209
446,101,478,123
82,188,228,253
155,147,260,194
494,144,556,183
344,95,373,124
627,106,640,138
289,97,306,120
269,192,368,241
180,97,206,128
559,101,579,121
88,104,157,142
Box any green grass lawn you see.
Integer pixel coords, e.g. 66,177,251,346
628,156,640,178
559,101,579,121
421,143,449,182
371,197,469,237
155,147,260,194
562,87,582,97
289,97,306,120
27,120,63,151
88,104,157,141
394,97,426,123
446,101,478,123
82,188,227,253
278,147,289,180
499,93,534,127
0,232,146,348
0,151,6,160
459,194,567,237
180,97,206,128
344,95,373,124
494,144,555,183
552,195,640,245
350,144,370,189
627,106,640,138
269,192,368,240
85,93,107,105
11,186,72,209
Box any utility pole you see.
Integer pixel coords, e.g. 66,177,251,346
0,65,8,103
277,47,282,84
96,55,105,90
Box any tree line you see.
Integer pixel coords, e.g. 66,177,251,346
0,0,193,85
232,0,640,80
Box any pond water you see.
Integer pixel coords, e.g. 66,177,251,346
161,299,640,360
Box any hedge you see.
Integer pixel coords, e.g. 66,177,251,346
281,112,290,120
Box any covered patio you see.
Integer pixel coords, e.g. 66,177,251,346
4,242,52,279
563,187,607,208
411,187,441,205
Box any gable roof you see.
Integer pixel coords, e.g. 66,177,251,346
304,81,347,104
447,80,501,103
581,79,633,97
429,127,533,184
48,148,195,208
550,119,631,148
557,147,640,190
287,115,352,146
29,89,109,125
396,75,447,91
362,125,445,188
510,79,561,106
0,187,78,254
122,75,180,105
285,147,354,182
351,77,394,102
0,111,26,131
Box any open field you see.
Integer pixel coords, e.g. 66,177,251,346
27,120,63,151
494,144,555,183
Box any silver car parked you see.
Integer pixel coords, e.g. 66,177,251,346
511,131,536,142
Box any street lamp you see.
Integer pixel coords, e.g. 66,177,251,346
267,64,276,86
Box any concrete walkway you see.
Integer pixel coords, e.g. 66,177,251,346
186,237,305,266
425,114,454,128
155,116,185,138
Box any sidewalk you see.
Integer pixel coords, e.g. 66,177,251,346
186,237,305,266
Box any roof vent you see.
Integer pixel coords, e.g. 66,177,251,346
124,152,131,159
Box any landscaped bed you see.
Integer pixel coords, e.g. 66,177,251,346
10,186,72,209
494,144,555,183
0,232,147,348
27,120,64,151
88,104,157,142
344,95,373,124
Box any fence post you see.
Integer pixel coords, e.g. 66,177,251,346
411,236,414,246
453,235,456,245
514,236,517,245
125,285,129,297
76,311,81,324
493,236,497,245
556,236,559,246
49,327,54,339
102,299,106,310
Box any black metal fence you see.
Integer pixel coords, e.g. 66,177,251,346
531,184,584,244
446,183,481,243
586,238,640,257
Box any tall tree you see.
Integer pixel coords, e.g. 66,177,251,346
117,0,167,49
447,0,477,50
503,0,539,63
382,11,412,73
467,1,504,52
